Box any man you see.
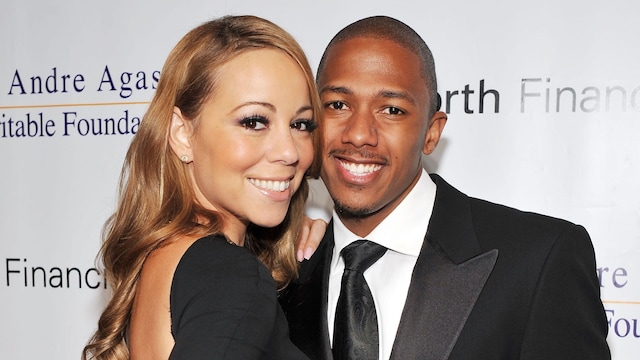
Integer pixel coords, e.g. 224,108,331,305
280,16,610,360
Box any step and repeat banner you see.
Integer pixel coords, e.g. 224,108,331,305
1,0,638,358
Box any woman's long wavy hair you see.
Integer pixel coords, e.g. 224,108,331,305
82,15,322,360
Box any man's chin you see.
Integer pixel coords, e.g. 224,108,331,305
333,200,375,219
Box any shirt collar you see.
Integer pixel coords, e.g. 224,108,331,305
332,169,436,257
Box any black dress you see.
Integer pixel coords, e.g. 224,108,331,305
169,235,308,359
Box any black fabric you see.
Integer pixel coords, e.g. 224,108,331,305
170,235,308,360
280,174,610,360
333,240,387,360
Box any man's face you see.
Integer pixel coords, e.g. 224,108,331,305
318,37,437,235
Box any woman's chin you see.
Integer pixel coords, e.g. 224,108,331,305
252,215,287,229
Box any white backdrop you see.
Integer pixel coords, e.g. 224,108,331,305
1,0,638,358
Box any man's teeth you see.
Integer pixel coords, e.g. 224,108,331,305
249,178,290,192
339,161,382,175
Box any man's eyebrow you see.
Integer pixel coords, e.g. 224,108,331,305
320,86,352,96
377,90,417,105
320,86,417,105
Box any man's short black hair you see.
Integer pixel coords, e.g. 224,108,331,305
317,16,439,115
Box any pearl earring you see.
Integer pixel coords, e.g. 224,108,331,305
180,155,189,162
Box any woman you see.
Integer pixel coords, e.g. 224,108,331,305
82,15,321,359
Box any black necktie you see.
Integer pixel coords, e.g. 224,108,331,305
333,240,388,360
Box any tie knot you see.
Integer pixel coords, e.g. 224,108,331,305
341,240,387,273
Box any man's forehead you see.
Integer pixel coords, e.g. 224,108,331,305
328,36,406,53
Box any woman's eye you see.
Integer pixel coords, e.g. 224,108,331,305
383,106,404,115
291,119,317,132
240,115,268,130
326,101,348,110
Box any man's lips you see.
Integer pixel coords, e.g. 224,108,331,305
337,159,382,176
328,148,387,166
328,149,387,182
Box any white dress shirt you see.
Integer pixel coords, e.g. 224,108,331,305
328,169,436,360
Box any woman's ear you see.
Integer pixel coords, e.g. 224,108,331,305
168,106,194,163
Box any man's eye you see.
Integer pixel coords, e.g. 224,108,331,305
326,101,347,110
239,115,268,130
383,106,404,115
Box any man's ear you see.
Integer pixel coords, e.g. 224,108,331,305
168,106,194,162
423,111,447,155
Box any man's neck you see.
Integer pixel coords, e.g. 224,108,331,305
337,170,423,238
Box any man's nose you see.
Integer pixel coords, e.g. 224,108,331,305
340,109,378,148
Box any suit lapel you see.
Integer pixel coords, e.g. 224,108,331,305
389,174,498,360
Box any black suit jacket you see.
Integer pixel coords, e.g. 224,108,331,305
279,174,610,359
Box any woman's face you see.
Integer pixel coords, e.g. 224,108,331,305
185,48,315,242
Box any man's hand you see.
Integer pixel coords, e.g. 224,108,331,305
296,217,327,262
